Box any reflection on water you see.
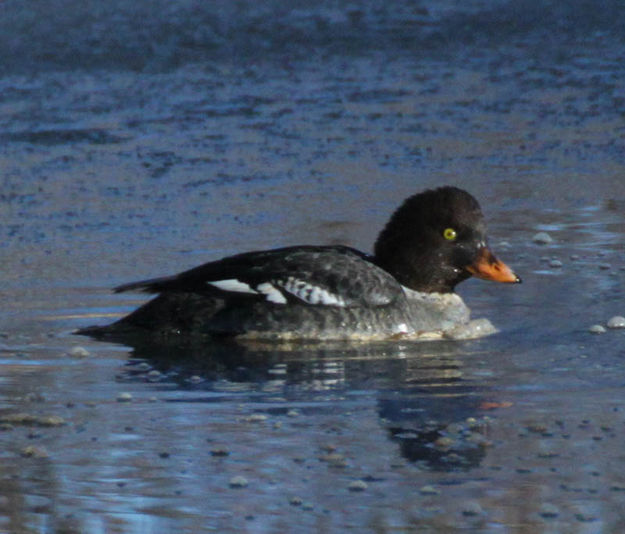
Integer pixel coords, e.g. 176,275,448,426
117,336,494,471
0,335,501,532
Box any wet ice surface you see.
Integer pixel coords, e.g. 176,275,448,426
2,0,625,532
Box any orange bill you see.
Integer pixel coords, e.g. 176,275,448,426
466,247,521,283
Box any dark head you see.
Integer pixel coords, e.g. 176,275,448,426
373,186,520,293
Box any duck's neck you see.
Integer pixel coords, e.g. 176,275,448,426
373,251,463,294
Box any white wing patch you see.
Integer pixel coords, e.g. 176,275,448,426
207,279,256,294
256,282,288,304
207,279,288,305
279,277,346,307
207,277,345,307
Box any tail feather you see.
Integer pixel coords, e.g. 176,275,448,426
114,275,177,294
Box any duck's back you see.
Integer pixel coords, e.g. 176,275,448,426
81,246,427,340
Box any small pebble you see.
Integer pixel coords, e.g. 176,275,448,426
289,496,303,506
599,263,611,270
20,445,49,458
245,414,267,423
210,447,230,457
549,259,563,268
319,453,347,467
588,324,606,334
461,501,483,517
570,254,580,261
286,409,300,417
533,232,553,245
526,422,548,433
434,436,454,449
39,415,66,427
117,392,133,403
0,413,65,427
348,480,368,492
188,375,203,384
539,503,559,519
419,485,441,495
68,346,90,358
229,476,248,488
574,512,597,523
607,316,625,329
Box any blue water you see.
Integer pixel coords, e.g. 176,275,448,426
1,1,625,532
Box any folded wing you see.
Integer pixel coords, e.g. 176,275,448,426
115,245,402,308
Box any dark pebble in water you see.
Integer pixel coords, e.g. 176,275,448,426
539,503,559,518
348,480,368,492
525,423,548,433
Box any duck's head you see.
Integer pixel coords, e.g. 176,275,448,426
373,186,521,293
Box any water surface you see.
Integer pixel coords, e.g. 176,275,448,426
2,1,625,532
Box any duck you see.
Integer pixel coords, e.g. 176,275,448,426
78,186,520,341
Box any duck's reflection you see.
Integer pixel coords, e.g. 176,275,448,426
114,335,494,470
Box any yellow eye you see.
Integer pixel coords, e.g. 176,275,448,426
443,228,457,241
